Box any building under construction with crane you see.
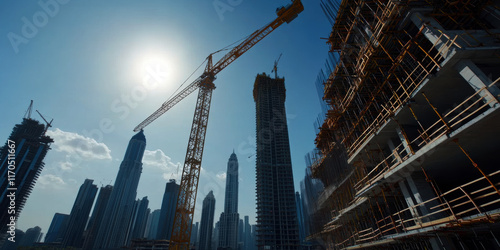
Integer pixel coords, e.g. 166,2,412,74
133,1,304,249
0,101,53,241
306,0,500,249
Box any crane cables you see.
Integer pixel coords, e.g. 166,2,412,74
165,31,253,102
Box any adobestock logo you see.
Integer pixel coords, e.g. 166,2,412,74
7,0,71,54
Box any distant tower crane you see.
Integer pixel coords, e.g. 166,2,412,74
133,1,304,249
271,53,283,79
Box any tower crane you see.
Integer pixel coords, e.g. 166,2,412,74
133,1,304,248
271,53,283,79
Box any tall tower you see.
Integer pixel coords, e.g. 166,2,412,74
199,191,216,250
243,216,251,250
157,179,180,240
83,185,113,250
0,113,53,236
218,152,239,250
146,209,161,240
129,196,150,241
63,179,98,248
45,213,69,243
93,131,146,249
253,73,299,249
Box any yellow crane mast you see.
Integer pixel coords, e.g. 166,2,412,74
133,1,304,249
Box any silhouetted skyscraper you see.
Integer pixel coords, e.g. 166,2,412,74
83,184,113,250
218,152,239,250
243,216,251,250
253,73,299,249
19,226,41,247
157,179,179,240
191,222,199,247
0,114,53,236
130,196,149,240
199,191,216,250
146,209,161,240
295,192,305,244
45,213,69,243
93,131,146,249
63,179,98,248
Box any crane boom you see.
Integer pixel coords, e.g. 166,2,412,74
133,77,202,132
134,0,304,132
134,1,304,249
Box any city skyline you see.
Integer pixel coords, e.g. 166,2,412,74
0,0,331,238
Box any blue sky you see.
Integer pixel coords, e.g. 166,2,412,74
0,0,331,234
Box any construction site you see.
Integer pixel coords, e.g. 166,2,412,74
306,0,500,249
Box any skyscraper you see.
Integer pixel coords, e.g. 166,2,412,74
145,209,161,240
93,131,146,249
253,73,299,249
63,179,98,248
295,192,305,244
218,152,239,250
19,226,41,247
83,185,113,250
157,179,180,240
0,114,53,236
191,221,199,247
243,216,251,250
129,196,150,241
45,213,69,243
199,191,216,250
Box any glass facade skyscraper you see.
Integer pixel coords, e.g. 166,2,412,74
93,131,146,249
157,179,179,240
218,152,239,250
199,191,216,250
63,179,98,248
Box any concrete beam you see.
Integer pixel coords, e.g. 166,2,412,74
456,59,500,107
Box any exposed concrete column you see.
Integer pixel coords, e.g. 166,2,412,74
396,127,412,157
456,59,500,107
400,174,449,250
399,180,421,220
387,139,401,164
406,172,445,222
410,12,456,59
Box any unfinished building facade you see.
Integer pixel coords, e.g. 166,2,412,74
310,0,500,249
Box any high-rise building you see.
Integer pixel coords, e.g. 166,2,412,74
218,152,239,250
253,73,299,248
309,0,500,249
83,184,113,250
294,192,305,244
93,131,146,249
157,179,180,240
145,209,161,240
191,222,199,247
243,216,251,250
212,221,220,250
45,213,69,243
19,226,42,247
199,191,216,250
0,113,53,236
63,179,98,248
130,196,150,240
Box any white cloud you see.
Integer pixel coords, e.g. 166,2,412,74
142,149,182,180
44,128,112,171
216,172,226,181
36,174,66,190
46,128,112,161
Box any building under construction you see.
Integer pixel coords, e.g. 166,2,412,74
0,103,53,241
308,0,500,249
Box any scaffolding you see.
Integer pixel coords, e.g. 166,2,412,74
309,0,500,249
